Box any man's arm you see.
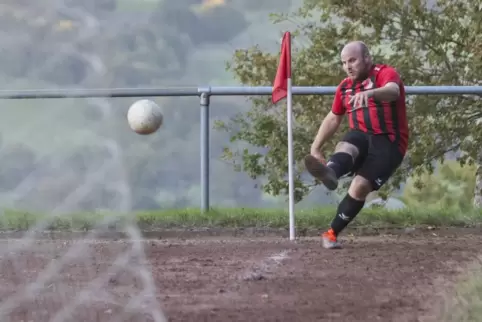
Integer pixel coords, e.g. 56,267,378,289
369,82,400,102
369,66,402,102
311,85,345,154
310,111,344,154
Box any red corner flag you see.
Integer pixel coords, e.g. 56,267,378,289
272,32,292,104
271,32,296,242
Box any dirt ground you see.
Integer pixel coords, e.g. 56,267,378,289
0,229,480,322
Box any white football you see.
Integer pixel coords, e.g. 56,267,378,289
127,99,163,135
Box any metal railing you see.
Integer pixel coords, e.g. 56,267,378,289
1,85,481,212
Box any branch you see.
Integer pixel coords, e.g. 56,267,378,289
403,142,463,173
412,28,454,73
413,26,466,48
467,113,482,123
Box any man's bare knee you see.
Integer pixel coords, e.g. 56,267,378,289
335,141,359,159
348,175,373,200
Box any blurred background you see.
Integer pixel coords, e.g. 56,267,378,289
0,0,479,214
0,0,322,214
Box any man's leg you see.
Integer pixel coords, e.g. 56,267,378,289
305,130,368,190
326,141,360,177
322,135,404,249
322,175,373,248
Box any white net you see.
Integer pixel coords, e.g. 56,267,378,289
0,228,166,322
0,1,167,321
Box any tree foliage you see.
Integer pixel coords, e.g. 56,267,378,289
402,160,477,211
218,0,482,202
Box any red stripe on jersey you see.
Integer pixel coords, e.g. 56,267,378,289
343,86,355,129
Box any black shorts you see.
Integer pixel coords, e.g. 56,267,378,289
340,130,405,191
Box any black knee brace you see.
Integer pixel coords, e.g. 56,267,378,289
327,152,354,178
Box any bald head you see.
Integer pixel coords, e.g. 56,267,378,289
341,41,370,60
340,41,372,81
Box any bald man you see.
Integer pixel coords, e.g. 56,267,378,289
305,41,409,249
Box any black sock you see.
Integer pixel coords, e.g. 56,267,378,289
327,152,354,178
330,193,365,235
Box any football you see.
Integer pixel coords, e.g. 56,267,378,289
127,99,163,135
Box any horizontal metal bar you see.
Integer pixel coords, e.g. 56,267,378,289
0,85,480,99
204,86,338,95
205,85,482,96
0,87,200,99
404,86,482,95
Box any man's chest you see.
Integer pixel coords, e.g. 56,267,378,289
341,77,379,112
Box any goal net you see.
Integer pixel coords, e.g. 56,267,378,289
0,1,167,321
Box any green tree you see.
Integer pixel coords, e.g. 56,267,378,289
216,0,482,202
402,160,477,212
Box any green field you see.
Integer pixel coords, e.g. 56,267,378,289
0,205,481,232
1,204,482,320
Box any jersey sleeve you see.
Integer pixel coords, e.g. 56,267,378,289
331,84,345,115
377,66,402,87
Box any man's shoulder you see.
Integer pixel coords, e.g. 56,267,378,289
373,64,400,75
373,64,404,86
337,77,352,88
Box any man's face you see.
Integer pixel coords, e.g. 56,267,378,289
341,47,368,81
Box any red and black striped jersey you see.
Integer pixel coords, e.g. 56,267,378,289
332,64,409,155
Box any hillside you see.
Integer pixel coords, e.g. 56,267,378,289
0,0,340,212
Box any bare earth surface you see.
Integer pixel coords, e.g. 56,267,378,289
0,230,480,322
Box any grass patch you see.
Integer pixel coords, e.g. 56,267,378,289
439,256,482,322
0,205,480,232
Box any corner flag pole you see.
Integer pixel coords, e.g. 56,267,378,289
272,31,295,241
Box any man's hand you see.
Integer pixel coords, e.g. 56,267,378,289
310,148,326,165
349,90,373,109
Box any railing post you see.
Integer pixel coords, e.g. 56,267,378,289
199,91,210,213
